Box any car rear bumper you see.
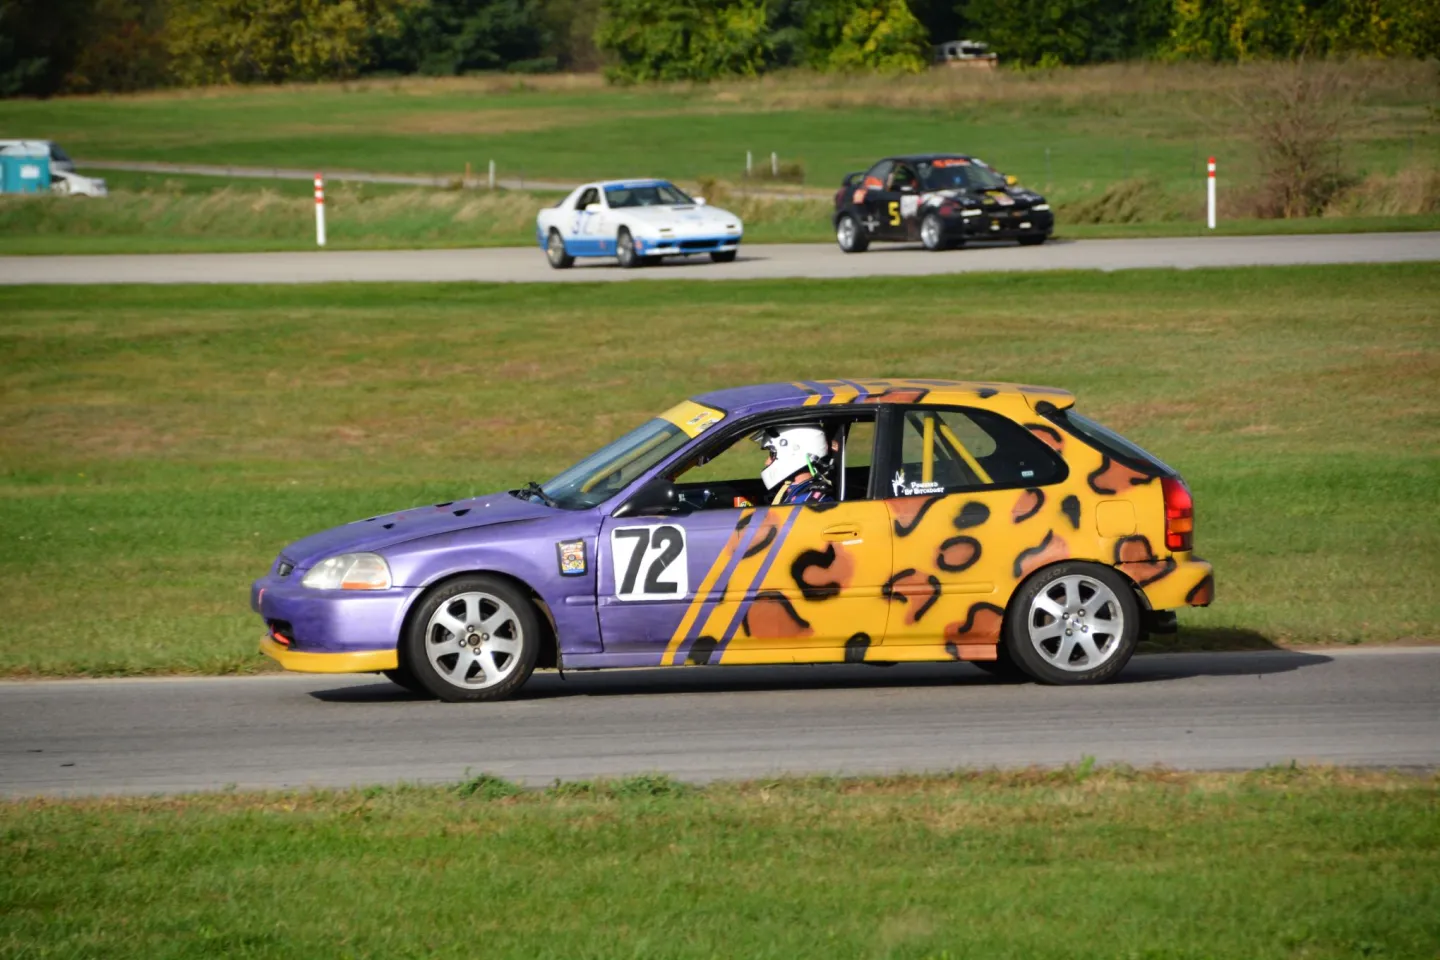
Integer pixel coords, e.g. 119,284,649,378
1138,557,1215,612
251,575,416,669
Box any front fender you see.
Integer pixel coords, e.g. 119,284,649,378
384,519,603,655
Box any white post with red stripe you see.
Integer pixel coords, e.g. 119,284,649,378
1206,156,1216,230
314,173,327,247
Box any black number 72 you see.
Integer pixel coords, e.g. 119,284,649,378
614,525,685,595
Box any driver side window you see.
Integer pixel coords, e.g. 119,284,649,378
667,414,877,510
576,188,599,210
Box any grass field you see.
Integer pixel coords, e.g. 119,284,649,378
1,263,1437,677
3,766,1437,958
0,61,1436,253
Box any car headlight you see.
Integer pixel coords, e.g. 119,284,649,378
301,553,392,590
1032,203,1050,212
726,223,740,233
961,208,983,217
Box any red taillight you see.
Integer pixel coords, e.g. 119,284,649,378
1162,476,1194,552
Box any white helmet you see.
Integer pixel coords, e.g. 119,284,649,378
755,424,829,491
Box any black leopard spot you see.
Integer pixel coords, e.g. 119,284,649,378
954,501,991,530
891,495,941,537
686,636,718,665
1061,495,1081,530
943,602,1006,658
937,536,981,573
743,523,777,558
791,544,853,601
742,591,813,638
844,633,871,663
1012,488,1043,523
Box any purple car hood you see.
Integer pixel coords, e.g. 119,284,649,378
281,491,550,569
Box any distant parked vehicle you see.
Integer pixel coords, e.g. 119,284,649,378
0,140,75,172
50,169,107,197
934,39,998,69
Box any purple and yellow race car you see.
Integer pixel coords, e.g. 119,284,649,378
252,380,1213,702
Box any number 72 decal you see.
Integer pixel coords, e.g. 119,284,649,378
610,525,688,600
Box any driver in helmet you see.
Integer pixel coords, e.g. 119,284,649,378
755,424,835,506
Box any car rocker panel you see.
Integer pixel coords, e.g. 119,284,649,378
253,380,1212,698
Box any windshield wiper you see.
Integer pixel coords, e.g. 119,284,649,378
512,480,558,508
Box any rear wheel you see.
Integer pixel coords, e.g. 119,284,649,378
1004,562,1141,685
403,575,540,702
545,230,574,269
710,249,737,263
615,228,641,268
1018,234,1046,246
920,213,949,251
836,214,869,253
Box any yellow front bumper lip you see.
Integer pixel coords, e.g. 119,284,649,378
260,635,398,673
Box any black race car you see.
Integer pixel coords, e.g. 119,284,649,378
832,154,1053,252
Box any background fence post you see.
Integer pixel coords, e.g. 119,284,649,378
314,173,326,247
746,150,752,176
1207,157,1216,230
489,159,496,190
771,152,778,177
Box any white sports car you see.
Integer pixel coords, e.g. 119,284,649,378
535,179,743,269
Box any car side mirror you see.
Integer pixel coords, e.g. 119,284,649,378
614,477,687,518
694,196,706,206
1005,175,1018,186
582,203,599,212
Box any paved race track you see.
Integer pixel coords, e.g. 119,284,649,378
3,232,1437,285
3,648,1436,797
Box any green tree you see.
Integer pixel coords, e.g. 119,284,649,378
0,0,93,96
369,0,553,76
63,0,171,93
596,0,770,81
958,0,1172,66
168,0,411,85
823,0,929,71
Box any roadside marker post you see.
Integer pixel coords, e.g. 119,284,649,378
488,159,496,190
771,151,778,177
314,173,326,247
1207,157,1216,230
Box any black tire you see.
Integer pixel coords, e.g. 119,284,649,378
382,665,429,695
710,249,737,263
545,230,574,269
402,574,541,702
920,212,949,251
615,228,641,268
836,213,869,253
1018,234,1046,246
1004,562,1141,685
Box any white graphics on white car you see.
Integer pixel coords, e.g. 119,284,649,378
535,179,743,270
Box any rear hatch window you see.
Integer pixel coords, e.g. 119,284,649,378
1046,409,1175,477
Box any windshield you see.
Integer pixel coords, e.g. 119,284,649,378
917,159,1008,192
49,144,72,162
604,182,693,208
540,419,691,509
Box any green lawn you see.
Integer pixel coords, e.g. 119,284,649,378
0,61,1435,253
3,767,1437,959
0,264,1436,677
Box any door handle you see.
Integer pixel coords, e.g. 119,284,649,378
822,524,861,541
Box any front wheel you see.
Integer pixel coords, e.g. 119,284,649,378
1018,234,1046,246
402,575,541,702
615,228,641,268
710,249,737,263
836,214,869,253
920,213,949,251
1004,562,1141,685
545,230,574,269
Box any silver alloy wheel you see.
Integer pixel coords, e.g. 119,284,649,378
424,591,524,690
837,216,857,249
1025,574,1126,672
921,214,942,250
546,231,566,264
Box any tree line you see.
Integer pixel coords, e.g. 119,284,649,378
2,0,1435,96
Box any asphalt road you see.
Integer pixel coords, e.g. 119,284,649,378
4,232,1438,285
3,648,1436,797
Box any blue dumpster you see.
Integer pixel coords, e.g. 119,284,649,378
0,148,50,194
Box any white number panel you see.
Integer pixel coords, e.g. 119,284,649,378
610,524,688,601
